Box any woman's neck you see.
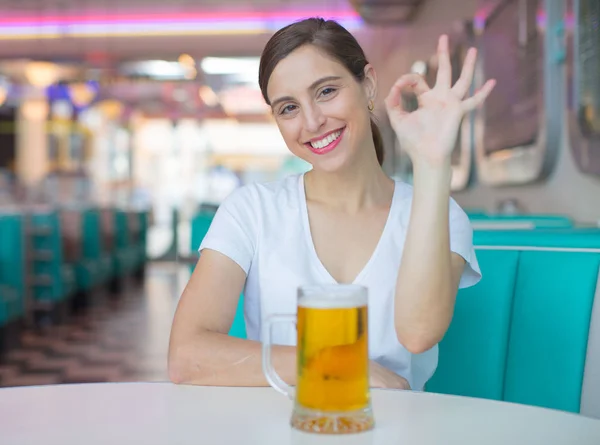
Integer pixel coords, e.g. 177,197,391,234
304,152,394,213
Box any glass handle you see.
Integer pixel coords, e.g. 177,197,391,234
261,314,296,400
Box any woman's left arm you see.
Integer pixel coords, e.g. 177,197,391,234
384,35,496,354
393,159,464,354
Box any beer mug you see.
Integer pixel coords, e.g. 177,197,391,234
262,284,374,434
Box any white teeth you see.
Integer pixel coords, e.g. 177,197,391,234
310,130,342,149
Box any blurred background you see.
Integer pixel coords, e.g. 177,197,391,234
0,0,599,418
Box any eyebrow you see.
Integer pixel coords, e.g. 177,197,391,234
270,75,342,108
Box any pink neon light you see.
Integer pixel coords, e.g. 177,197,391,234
0,10,360,26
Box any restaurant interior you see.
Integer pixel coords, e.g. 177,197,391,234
1,0,600,437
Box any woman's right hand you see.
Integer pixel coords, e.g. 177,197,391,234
369,360,411,390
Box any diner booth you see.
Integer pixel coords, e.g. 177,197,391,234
0,200,149,356
189,212,600,419
2,0,600,442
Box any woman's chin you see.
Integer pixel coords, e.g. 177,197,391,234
309,152,354,174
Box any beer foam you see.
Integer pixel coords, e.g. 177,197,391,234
298,295,367,309
297,285,368,308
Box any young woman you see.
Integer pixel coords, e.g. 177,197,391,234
168,18,495,391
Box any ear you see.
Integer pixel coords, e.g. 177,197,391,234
362,63,378,104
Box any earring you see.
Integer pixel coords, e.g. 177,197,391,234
368,100,374,111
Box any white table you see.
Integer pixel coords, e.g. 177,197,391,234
1,382,600,445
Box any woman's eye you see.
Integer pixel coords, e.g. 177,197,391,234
321,87,336,96
280,104,297,115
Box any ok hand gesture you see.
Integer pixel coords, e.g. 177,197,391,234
384,35,496,169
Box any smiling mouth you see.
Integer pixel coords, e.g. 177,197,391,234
305,127,345,154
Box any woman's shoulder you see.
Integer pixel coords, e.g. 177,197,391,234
253,173,302,197
220,174,302,212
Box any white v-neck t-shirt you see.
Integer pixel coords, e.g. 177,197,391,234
199,173,481,390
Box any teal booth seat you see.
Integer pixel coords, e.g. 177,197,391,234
28,210,68,306
0,212,26,328
190,211,216,260
469,214,574,230
229,296,246,339
0,280,22,355
81,208,114,287
61,207,100,295
473,228,600,248
0,281,19,327
113,209,139,277
60,264,77,303
135,209,149,273
190,209,247,339
427,249,519,401
427,229,600,415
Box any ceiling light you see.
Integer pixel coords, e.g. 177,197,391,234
200,57,260,76
68,82,98,107
25,61,59,87
178,53,195,68
121,60,189,80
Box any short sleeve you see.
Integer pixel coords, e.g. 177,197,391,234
448,197,481,288
198,185,258,274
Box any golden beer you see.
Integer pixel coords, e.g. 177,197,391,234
262,284,374,434
296,303,369,412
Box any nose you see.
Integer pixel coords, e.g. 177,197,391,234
302,103,326,134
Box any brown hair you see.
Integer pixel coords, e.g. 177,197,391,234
258,17,384,166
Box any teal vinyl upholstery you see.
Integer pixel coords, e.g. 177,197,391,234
427,229,600,415
190,209,246,339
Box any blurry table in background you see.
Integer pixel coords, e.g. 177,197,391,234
1,383,600,445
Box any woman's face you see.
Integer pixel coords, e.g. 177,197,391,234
266,44,377,172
